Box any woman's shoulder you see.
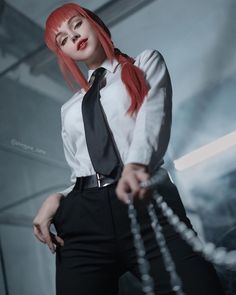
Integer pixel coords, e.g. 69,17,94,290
134,49,164,66
61,89,84,115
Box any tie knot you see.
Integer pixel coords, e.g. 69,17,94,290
93,67,106,79
89,67,106,86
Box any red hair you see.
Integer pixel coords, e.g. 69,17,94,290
44,3,149,116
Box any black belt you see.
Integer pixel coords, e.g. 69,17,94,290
73,169,121,191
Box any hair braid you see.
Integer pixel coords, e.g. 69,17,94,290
114,48,149,116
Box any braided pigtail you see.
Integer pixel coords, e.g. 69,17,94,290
114,48,150,116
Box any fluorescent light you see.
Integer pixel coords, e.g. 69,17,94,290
174,131,236,171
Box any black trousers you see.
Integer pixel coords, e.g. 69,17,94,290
53,170,225,295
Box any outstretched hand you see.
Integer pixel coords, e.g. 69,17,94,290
115,163,150,203
33,193,65,254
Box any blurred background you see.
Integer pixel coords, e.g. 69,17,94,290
0,0,235,294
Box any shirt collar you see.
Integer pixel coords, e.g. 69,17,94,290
87,58,119,81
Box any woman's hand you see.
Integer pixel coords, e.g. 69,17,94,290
33,193,65,254
116,163,150,203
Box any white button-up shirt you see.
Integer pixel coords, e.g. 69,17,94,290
58,49,172,196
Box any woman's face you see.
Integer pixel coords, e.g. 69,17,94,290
55,15,105,68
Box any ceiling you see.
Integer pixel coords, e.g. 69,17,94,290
5,0,110,27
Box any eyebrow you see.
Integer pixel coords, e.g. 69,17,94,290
55,16,81,41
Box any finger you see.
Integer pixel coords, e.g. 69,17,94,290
135,170,149,182
116,173,141,202
33,220,55,253
139,188,147,199
135,171,150,199
41,227,55,253
33,226,46,244
50,232,64,247
55,235,64,247
44,235,55,253
115,180,131,204
126,174,140,197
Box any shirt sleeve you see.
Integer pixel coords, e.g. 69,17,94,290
125,49,172,167
56,107,77,197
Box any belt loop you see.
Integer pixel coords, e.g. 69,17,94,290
79,177,85,192
75,177,84,192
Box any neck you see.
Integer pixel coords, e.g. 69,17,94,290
86,46,107,70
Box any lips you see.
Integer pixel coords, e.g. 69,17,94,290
77,38,88,50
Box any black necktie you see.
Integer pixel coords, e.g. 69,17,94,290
82,67,123,176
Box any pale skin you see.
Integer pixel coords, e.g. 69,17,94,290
33,15,150,253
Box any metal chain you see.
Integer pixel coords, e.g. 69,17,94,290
147,202,186,295
152,191,236,270
127,194,155,295
127,168,236,295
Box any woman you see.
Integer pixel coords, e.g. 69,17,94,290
33,3,225,295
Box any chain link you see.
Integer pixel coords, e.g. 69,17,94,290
152,191,236,270
127,194,155,295
141,170,236,270
126,169,236,295
147,202,186,295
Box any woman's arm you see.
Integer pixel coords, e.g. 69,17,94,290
33,106,77,252
125,49,172,167
116,49,172,202
33,192,64,253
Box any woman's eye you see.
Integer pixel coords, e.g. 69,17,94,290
74,21,82,29
61,37,68,46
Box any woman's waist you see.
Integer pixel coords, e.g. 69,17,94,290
73,166,122,191
71,152,164,177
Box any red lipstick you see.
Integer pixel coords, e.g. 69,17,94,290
77,38,88,50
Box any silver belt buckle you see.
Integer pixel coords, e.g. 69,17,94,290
96,173,112,187
96,173,102,187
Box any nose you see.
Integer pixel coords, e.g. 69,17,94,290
72,34,80,43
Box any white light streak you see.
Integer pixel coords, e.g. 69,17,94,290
174,131,236,171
